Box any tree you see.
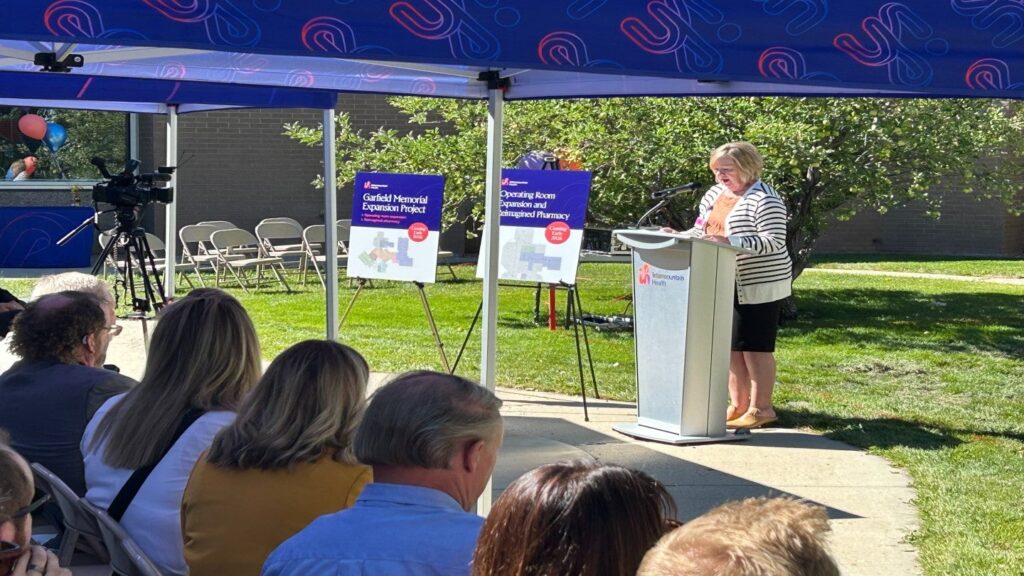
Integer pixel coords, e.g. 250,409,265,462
286,96,1024,287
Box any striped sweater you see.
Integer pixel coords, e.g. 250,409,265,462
687,180,792,305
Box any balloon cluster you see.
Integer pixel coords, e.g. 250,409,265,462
17,113,68,153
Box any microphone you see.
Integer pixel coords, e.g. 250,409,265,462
650,182,700,199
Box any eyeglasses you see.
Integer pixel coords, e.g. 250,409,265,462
104,324,123,337
10,493,49,519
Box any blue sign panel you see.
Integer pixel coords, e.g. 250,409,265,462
352,172,444,231
499,169,591,229
0,206,94,268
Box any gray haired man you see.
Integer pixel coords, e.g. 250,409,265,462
263,371,503,576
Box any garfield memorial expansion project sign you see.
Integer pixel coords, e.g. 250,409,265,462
348,171,445,283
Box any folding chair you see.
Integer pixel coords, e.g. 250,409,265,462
79,499,161,576
437,249,458,280
178,224,227,288
255,220,308,269
210,228,291,293
30,463,108,567
302,224,348,289
196,220,258,258
336,219,352,254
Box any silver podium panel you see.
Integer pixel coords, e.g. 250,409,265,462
612,230,751,445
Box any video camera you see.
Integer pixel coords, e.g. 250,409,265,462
91,157,175,207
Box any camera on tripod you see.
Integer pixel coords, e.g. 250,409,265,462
91,157,175,207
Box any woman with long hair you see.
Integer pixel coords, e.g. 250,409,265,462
81,288,261,575
182,339,371,576
472,460,678,576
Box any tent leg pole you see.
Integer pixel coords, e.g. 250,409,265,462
323,107,339,340
164,105,178,300
477,74,504,518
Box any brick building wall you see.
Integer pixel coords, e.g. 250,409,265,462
810,187,1023,256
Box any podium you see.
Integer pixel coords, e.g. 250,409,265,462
612,230,751,445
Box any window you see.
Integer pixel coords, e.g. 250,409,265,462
1,107,128,183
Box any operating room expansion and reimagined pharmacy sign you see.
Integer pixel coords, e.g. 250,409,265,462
476,169,592,284
349,171,445,283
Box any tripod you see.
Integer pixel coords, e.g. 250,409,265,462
59,204,168,317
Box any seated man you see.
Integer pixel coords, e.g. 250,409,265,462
263,371,504,576
0,292,136,495
1,273,119,373
0,433,70,576
637,497,840,576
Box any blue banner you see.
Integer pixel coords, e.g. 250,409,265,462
499,169,591,229
352,172,444,232
0,206,94,268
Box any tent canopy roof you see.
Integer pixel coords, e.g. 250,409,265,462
0,1,1020,100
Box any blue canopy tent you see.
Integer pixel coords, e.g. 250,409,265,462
0,71,337,295
2,4,1021,509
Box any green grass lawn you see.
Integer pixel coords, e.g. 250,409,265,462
3,262,1022,574
810,253,1024,278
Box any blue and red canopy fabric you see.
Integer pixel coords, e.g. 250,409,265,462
0,71,335,113
0,1,1021,100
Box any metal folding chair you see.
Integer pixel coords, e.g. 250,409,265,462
302,224,348,289
30,463,108,567
210,228,291,293
79,499,161,576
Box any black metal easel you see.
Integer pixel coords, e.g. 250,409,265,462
451,281,599,420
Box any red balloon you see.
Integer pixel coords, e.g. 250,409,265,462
18,114,47,140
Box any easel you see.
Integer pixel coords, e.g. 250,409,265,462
451,280,600,420
339,278,450,372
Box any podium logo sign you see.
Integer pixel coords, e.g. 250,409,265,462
638,262,687,288
638,262,652,285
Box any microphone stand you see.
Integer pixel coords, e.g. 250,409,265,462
635,198,671,229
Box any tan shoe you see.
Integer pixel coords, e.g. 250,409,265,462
726,408,778,429
726,404,743,421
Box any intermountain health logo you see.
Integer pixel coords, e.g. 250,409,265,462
638,263,651,285
638,263,686,287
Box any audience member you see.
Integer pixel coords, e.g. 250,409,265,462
82,288,261,576
0,288,25,341
263,371,503,576
0,292,135,495
0,434,71,576
183,340,372,576
472,460,677,576
1,272,118,373
637,497,840,576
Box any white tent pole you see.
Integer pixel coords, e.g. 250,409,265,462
477,71,505,516
164,105,178,299
323,107,339,340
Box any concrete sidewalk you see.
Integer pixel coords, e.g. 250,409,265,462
492,387,921,576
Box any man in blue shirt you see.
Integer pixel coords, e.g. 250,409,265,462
263,371,504,576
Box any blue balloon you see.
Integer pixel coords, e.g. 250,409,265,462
43,123,68,152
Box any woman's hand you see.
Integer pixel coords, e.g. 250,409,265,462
660,227,678,233
701,234,730,244
10,546,70,576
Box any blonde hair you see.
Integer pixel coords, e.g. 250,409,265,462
30,272,114,306
709,141,764,186
206,340,369,469
90,288,261,469
638,497,839,576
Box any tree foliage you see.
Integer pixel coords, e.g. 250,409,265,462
285,97,1024,279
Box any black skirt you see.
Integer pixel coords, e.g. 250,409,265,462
732,291,783,353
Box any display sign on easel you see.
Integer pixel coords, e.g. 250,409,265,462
348,171,445,284
475,169,592,284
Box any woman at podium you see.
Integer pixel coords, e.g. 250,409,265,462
672,142,792,429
